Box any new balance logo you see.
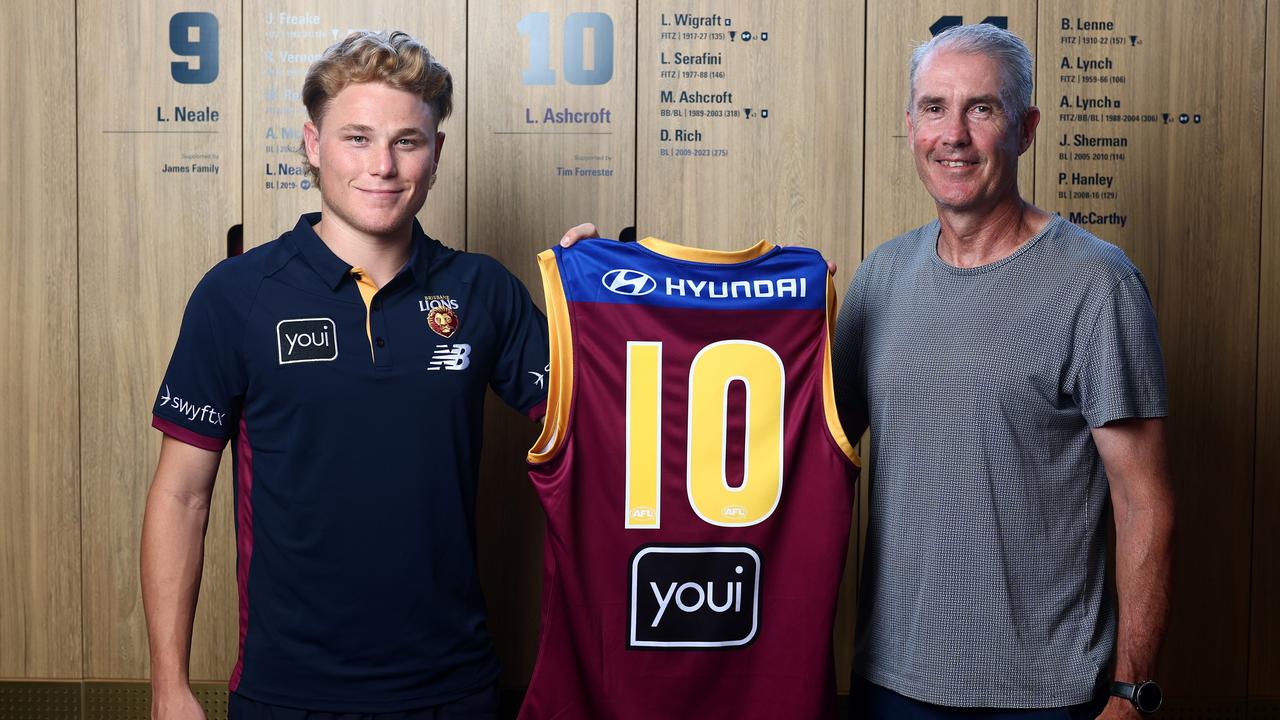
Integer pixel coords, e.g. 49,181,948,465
602,269,657,296
428,344,471,371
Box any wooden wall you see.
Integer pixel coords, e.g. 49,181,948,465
1031,1,1266,706
0,1,1276,717
0,0,81,680
1254,0,1280,703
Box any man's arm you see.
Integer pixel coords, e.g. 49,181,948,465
141,435,222,720
1091,417,1174,718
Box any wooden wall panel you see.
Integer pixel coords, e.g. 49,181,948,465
1251,0,1280,700
634,0,866,691
78,0,241,680
467,0,636,686
0,0,82,679
242,1,467,251
636,0,863,274
1035,0,1264,700
863,1,1037,257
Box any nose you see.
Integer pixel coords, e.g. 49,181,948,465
940,110,970,147
368,141,397,177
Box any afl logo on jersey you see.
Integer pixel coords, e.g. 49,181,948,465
602,269,657,296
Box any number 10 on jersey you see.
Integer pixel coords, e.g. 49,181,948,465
625,340,785,529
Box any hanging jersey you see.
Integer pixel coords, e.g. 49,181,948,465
523,237,860,719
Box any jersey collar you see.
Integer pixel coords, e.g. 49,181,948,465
289,212,441,291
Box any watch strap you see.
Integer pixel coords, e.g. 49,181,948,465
1111,681,1138,700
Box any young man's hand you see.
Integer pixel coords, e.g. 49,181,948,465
560,223,600,247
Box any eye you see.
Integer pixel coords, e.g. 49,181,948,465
395,138,420,148
346,135,368,145
970,104,994,117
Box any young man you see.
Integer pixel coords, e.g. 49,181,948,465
142,31,548,719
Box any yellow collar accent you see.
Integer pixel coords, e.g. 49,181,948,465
637,236,774,264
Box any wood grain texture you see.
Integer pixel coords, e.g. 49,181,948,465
0,0,82,679
1250,0,1279,699
467,0,636,687
77,0,241,680
863,1,1037,257
637,0,863,281
1034,0,1264,698
241,1,467,250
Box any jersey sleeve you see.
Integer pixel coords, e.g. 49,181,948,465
487,261,551,421
1074,270,1169,427
151,268,247,451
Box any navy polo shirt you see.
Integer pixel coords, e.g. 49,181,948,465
152,213,549,712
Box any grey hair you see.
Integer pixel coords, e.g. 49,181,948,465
907,24,1034,123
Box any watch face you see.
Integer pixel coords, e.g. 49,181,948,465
1135,682,1163,712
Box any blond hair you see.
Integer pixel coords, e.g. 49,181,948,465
300,31,452,186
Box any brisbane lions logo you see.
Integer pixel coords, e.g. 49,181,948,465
427,307,460,338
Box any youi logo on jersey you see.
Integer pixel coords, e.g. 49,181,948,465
276,318,338,364
628,545,760,649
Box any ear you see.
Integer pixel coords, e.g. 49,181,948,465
1018,106,1040,155
905,109,916,143
433,131,446,169
303,121,321,169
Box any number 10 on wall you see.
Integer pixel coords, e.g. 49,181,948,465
518,12,614,85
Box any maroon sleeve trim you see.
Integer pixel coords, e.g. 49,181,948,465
526,399,548,423
152,415,228,452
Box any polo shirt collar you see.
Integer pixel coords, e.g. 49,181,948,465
290,212,438,291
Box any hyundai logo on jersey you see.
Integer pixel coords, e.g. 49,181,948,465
276,318,338,364
602,269,657,296
629,545,761,648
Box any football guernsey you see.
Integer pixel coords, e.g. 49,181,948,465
152,213,548,712
523,237,860,719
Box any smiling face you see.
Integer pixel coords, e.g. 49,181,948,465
303,81,445,242
907,50,1037,217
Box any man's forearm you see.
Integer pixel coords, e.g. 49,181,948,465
141,485,212,691
1111,495,1174,681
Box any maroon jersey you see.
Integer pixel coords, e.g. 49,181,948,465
524,237,860,719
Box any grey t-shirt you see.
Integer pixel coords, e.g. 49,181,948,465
833,215,1167,707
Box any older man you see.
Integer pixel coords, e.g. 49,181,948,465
833,24,1172,719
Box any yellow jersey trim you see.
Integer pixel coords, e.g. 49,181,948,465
349,267,378,359
529,249,574,463
823,274,860,466
638,236,774,264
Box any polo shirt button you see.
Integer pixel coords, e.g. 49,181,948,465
372,301,381,311
375,337,386,348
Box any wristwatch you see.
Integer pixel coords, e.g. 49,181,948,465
1111,680,1163,713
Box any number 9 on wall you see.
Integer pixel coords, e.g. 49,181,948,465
170,12,219,84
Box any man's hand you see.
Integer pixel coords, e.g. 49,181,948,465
151,686,207,720
560,223,600,247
